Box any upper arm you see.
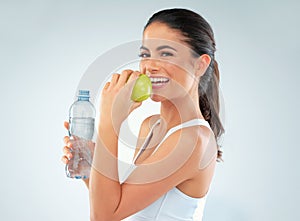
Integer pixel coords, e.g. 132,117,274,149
113,127,204,220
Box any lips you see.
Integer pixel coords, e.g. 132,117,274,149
150,77,170,89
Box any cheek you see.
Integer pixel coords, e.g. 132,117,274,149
139,60,146,73
166,63,194,84
164,62,177,74
167,56,194,76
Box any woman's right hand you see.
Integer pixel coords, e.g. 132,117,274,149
61,121,94,188
61,121,73,165
61,121,96,164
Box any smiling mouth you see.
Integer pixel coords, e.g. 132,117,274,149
150,77,170,89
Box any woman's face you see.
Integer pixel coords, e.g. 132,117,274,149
139,22,199,102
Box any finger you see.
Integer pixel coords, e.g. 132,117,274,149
64,121,69,130
64,136,76,148
63,136,70,145
117,69,134,86
63,145,72,153
103,81,110,90
125,71,141,93
61,156,69,164
111,73,120,85
126,71,140,83
63,146,72,159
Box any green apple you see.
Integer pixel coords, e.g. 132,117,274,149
130,74,152,102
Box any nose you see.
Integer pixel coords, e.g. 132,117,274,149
140,58,160,75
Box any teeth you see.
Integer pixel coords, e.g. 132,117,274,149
150,77,169,84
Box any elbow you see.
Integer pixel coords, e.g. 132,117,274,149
90,202,112,221
90,214,108,221
90,212,118,221
90,216,107,221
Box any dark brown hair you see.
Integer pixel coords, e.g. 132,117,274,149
144,8,225,161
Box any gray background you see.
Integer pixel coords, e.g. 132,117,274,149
0,0,299,220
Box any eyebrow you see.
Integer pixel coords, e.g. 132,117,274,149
157,45,177,52
140,45,177,52
140,46,149,51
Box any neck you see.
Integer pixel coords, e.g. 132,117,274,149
159,92,203,129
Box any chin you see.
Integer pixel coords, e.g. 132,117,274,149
150,94,166,102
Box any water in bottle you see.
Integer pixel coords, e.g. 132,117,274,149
66,90,96,179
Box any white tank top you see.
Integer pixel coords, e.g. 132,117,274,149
122,118,212,221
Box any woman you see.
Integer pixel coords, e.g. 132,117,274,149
62,8,224,221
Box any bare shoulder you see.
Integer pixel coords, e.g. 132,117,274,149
140,124,214,167
175,126,217,198
129,123,216,185
183,126,217,167
157,125,217,174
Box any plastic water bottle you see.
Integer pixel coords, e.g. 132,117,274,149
65,90,96,179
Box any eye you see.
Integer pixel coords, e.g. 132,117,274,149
160,51,174,57
138,52,150,58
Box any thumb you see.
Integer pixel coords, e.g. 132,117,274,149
64,121,69,130
126,72,140,92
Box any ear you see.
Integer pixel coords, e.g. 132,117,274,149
194,54,211,77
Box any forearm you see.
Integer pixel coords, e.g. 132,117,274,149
89,120,122,220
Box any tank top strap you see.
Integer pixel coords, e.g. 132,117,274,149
151,118,211,156
132,118,161,163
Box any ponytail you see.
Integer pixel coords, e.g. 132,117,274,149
199,59,225,162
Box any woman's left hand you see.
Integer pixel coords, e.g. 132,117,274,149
99,70,142,129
